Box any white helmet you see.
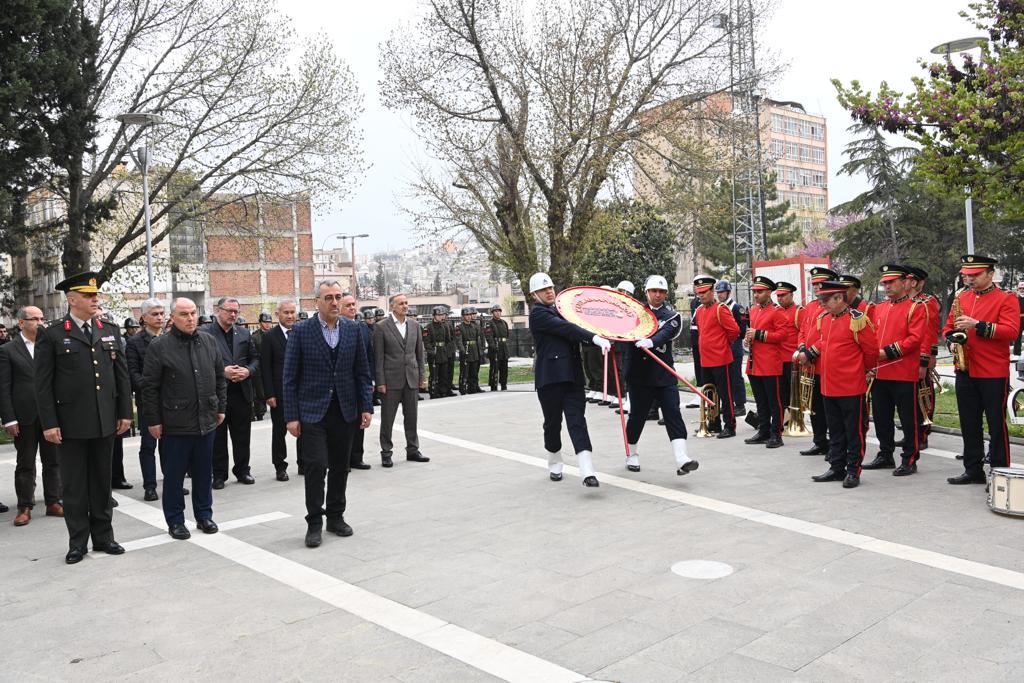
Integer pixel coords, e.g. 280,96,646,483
616,280,635,294
645,274,669,291
529,272,554,293
600,284,614,290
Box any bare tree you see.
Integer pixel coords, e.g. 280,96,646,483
381,0,774,294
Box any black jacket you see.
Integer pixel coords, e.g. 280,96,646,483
199,321,259,402
260,325,287,400
528,303,593,389
125,328,159,405
0,334,40,426
141,326,227,436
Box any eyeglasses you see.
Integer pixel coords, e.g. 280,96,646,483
319,294,344,302
21,317,45,322
220,308,240,315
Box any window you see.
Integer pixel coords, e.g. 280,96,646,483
812,147,825,165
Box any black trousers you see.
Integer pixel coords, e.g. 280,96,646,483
779,362,794,415
956,372,1011,476
704,364,736,430
349,426,366,467
302,399,355,526
488,355,508,389
14,420,61,509
750,375,783,438
871,379,919,464
58,435,115,550
137,411,164,491
445,357,455,393
269,404,304,472
627,384,686,443
213,386,252,480
729,343,746,406
537,382,592,454
824,395,867,476
110,433,126,484
810,374,829,450
691,331,703,385
459,359,481,393
583,346,603,393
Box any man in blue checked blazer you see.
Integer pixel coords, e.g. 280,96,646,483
283,281,373,549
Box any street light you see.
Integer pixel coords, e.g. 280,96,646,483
930,36,989,254
116,112,165,298
323,232,370,298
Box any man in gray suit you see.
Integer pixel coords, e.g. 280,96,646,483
373,293,429,468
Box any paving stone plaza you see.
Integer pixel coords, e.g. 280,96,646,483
3,383,1024,682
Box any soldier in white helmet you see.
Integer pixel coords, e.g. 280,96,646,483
527,273,610,487
609,280,637,414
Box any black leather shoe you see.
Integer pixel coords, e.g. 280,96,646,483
716,428,736,439
325,519,353,537
305,527,322,548
800,445,828,456
182,487,190,496
236,474,255,485
919,439,929,451
212,479,225,490
169,523,191,540
276,470,290,481
94,541,125,555
626,464,641,472
677,460,699,475
766,437,784,449
893,463,917,476
351,462,371,470
549,472,563,482
582,476,600,487
144,488,158,502
297,464,306,475
111,480,133,490
947,472,986,485
381,455,393,468
812,469,844,482
862,455,896,470
955,454,964,460
744,433,769,444
110,497,119,508
842,474,860,489
744,411,759,428
65,547,87,564
196,518,219,534
735,406,747,416
407,452,430,463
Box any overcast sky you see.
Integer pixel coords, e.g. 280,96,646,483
283,0,977,255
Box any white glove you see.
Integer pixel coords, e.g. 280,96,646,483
635,338,654,349
592,335,611,352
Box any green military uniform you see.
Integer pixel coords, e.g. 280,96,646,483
444,316,458,394
457,310,483,394
483,313,510,391
424,310,453,398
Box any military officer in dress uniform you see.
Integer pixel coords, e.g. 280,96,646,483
693,276,741,437
715,279,748,415
743,276,786,448
943,255,1021,485
457,307,483,394
905,266,941,450
797,266,839,456
774,281,803,418
861,264,927,476
623,275,699,475
424,306,453,398
35,272,133,564
484,304,510,391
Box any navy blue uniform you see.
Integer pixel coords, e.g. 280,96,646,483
626,304,686,443
725,298,748,408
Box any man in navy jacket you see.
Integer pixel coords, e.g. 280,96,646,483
528,273,610,487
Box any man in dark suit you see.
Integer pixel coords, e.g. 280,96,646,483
1,306,63,526
283,281,373,548
340,294,372,470
373,293,429,468
200,296,259,488
35,272,133,564
261,299,300,479
527,273,610,487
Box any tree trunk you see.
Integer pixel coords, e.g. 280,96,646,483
61,157,90,276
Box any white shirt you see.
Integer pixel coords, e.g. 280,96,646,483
390,313,407,340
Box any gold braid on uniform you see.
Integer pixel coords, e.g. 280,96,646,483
974,321,996,338
848,308,872,343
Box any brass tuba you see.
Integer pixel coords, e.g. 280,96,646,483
783,363,811,437
694,383,721,437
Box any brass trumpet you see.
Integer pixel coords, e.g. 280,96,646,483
783,363,811,437
694,383,721,438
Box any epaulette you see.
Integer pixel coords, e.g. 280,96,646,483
849,307,873,341
815,310,827,331
850,308,865,319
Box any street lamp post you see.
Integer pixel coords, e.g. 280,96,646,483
116,112,165,298
322,232,370,297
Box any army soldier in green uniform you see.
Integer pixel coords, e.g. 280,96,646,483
250,312,273,421
424,306,453,398
484,304,510,391
35,272,133,564
443,310,458,395
457,307,483,394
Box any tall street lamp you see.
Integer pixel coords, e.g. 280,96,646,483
930,36,989,254
116,112,165,298
328,233,370,298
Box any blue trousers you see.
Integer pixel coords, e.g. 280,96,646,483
137,412,164,491
537,382,592,454
161,432,215,526
627,384,686,442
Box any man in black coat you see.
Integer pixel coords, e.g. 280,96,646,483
261,299,301,479
200,296,259,488
0,306,62,526
35,272,133,564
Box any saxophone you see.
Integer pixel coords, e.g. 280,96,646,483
950,287,969,373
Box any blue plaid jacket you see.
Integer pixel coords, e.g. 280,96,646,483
282,313,373,424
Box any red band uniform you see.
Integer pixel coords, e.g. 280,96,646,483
774,282,803,420
693,276,740,436
797,267,839,454
745,276,786,444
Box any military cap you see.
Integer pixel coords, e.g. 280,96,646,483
816,280,847,297
692,276,716,293
298,311,309,320
905,266,929,281
878,264,910,282
462,306,477,316
198,314,211,325
490,304,502,312
56,271,104,294
432,306,447,315
236,315,246,325
960,254,997,274
123,317,140,328
374,308,385,317
363,310,375,320
809,266,839,283
774,281,797,294
751,275,776,291
838,274,862,289
258,312,272,323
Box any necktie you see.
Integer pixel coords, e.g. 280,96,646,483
82,322,91,337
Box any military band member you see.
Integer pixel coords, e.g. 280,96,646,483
693,276,741,438
35,272,133,564
839,274,873,318
774,282,803,417
943,255,1020,485
623,275,699,475
744,276,785,448
715,279,748,415
861,265,927,476
527,273,610,486
484,304,510,391
797,266,839,456
802,281,878,489
457,307,483,394
906,266,941,450
424,306,453,398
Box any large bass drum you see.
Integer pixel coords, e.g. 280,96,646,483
989,467,1024,517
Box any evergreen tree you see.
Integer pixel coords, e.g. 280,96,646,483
375,260,386,296
432,272,442,292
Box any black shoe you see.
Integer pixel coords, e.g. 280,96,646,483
735,406,747,416
183,488,190,496
955,454,964,460
677,460,699,475
597,399,610,406
65,547,87,564
196,518,219,534
169,523,191,540
325,519,353,537
212,479,225,490
236,474,255,485
947,472,986,485
381,455,393,468
627,464,641,472
0,502,7,513
587,396,599,403
800,445,828,456
407,452,430,462
305,527,322,548
766,437,784,449
812,469,844,482
110,497,119,508
716,428,736,439
646,411,659,421
920,440,929,451
893,463,917,476
276,470,290,481
843,474,860,489
744,433,769,444
582,476,600,487
657,418,666,425
111,480,133,490
501,385,507,391
744,411,759,428
93,541,125,555
351,462,371,470
862,455,896,470
297,465,306,475
549,472,563,482
144,488,158,502
894,438,906,448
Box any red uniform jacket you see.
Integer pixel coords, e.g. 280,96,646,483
747,303,785,376
798,299,824,375
805,307,878,397
942,286,1020,378
914,293,941,365
872,296,927,382
695,301,740,367
777,304,803,360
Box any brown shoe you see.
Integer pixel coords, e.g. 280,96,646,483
45,503,64,517
14,508,31,526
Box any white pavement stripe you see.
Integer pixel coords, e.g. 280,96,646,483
96,509,293,558
417,429,1024,593
112,494,586,682
864,436,959,460
0,457,14,466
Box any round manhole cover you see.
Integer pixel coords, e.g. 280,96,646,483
670,560,734,579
